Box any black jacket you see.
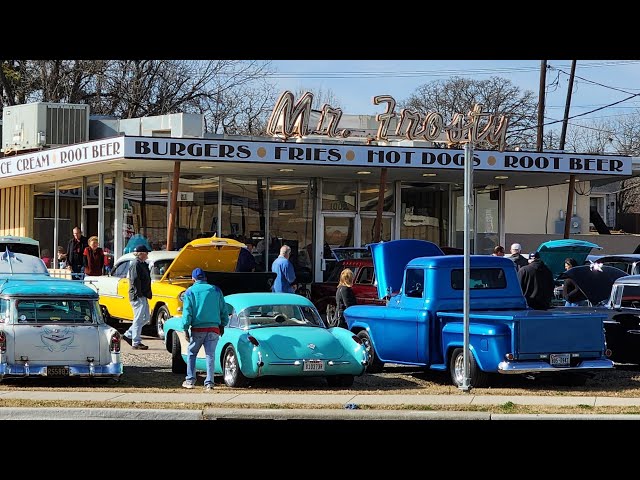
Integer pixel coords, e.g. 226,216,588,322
563,277,586,304
517,259,555,310
511,254,529,271
129,258,152,301
335,285,357,327
66,235,88,271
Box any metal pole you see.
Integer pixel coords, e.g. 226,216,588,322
561,60,577,239
374,167,388,242
460,141,473,392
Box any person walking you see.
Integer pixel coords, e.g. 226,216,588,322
236,239,257,272
517,251,555,310
335,268,357,328
123,245,152,350
562,257,588,306
66,227,88,280
509,243,529,271
271,244,297,293
181,267,229,391
83,236,105,276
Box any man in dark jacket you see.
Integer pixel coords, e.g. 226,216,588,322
517,251,555,310
509,243,529,271
123,245,153,350
66,226,88,280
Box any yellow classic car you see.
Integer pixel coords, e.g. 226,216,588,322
84,237,245,340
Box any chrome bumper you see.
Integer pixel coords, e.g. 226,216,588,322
497,358,614,374
0,362,123,379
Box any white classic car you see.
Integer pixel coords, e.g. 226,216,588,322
0,249,123,382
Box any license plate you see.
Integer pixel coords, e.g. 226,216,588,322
550,354,570,367
303,360,325,372
47,366,69,377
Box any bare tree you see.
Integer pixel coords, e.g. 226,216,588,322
294,87,343,110
563,119,615,154
400,76,538,149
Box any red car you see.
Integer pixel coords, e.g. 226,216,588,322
310,258,384,326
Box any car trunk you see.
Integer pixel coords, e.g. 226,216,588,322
253,327,344,360
11,324,101,363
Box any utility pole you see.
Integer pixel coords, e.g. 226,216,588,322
561,60,577,239
536,60,547,152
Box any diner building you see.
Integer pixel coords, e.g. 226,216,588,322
0,100,633,282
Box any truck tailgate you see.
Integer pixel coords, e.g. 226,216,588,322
437,309,607,353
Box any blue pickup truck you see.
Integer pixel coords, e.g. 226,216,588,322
344,239,614,387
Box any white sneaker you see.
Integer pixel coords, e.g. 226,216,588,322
182,381,195,389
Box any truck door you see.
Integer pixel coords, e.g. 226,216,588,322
376,268,425,364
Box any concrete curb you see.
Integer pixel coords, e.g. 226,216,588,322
0,407,203,420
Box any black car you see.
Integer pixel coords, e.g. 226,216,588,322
556,265,640,365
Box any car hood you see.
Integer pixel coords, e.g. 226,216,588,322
536,239,602,279
161,237,244,281
558,264,628,305
370,239,444,299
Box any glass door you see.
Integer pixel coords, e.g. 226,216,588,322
319,215,355,281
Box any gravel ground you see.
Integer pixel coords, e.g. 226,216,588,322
2,333,640,397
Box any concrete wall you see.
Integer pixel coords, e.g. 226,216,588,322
504,233,640,256
505,182,591,235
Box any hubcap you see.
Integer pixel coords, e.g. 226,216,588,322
224,351,237,384
453,353,465,385
156,310,168,338
361,337,374,366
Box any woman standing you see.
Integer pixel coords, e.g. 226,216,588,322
562,257,588,307
83,236,105,276
335,268,357,329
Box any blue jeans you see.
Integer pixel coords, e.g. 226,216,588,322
125,297,150,346
186,330,220,387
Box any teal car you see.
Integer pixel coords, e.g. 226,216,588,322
163,292,368,387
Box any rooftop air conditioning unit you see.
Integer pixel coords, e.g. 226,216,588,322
2,102,90,154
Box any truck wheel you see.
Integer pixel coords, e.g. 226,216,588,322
223,346,249,388
449,347,489,388
357,330,384,373
171,332,187,374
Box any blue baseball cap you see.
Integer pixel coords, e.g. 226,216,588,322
192,267,206,280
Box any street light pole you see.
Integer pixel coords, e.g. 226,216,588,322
460,141,474,392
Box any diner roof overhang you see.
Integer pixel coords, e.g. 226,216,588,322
0,135,632,190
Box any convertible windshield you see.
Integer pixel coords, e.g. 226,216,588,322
15,299,99,324
238,304,324,328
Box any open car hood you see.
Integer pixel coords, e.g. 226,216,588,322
370,239,444,299
558,264,628,305
160,237,244,281
536,239,602,279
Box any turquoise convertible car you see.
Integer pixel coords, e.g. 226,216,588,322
163,292,368,387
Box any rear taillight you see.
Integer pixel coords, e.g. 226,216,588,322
110,332,121,353
605,349,612,357
352,335,362,345
248,335,260,346
0,331,5,353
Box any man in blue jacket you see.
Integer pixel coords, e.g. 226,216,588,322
271,245,297,293
181,267,228,391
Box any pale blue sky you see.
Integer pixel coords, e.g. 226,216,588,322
269,60,640,131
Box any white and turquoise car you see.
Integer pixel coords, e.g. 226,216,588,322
163,292,368,388
0,250,123,382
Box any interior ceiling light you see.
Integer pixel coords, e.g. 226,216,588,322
357,171,371,175
494,175,509,180
422,173,437,177
199,165,214,169
515,185,528,189
279,168,294,172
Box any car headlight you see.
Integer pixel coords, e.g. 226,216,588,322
178,292,185,303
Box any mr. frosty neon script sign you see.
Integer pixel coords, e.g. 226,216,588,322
266,91,510,151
